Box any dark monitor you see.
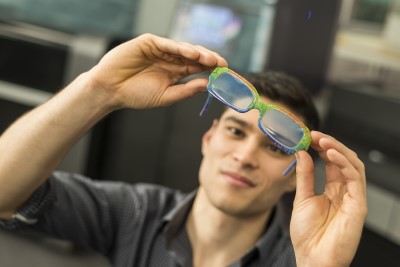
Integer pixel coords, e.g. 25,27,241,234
169,0,276,73
267,0,342,93
0,32,67,92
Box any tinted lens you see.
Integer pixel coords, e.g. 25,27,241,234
260,109,304,149
211,72,254,110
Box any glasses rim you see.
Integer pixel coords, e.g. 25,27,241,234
207,66,311,154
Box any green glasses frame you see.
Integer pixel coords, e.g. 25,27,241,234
200,67,312,175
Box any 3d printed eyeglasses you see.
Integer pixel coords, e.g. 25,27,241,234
200,67,311,176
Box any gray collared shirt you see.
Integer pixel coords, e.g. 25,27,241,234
0,172,296,267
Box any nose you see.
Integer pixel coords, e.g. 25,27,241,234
232,139,260,169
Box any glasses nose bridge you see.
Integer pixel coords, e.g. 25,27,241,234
252,99,268,120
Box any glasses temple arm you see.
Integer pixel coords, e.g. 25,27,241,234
199,94,213,116
282,159,297,176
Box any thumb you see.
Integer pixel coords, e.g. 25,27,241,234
294,150,316,205
163,78,208,106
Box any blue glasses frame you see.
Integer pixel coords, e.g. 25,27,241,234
200,67,312,176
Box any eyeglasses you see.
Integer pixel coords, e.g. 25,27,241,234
200,67,311,176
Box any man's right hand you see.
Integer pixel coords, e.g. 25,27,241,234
89,33,228,110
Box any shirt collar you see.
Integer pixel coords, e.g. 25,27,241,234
161,190,197,267
255,208,280,252
229,207,285,266
161,191,290,266
162,190,196,242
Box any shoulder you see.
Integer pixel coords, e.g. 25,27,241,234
50,171,188,216
51,171,182,196
122,183,188,218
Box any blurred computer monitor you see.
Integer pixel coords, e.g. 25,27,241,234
169,0,277,73
0,0,139,38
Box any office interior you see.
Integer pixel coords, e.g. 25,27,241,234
0,0,399,266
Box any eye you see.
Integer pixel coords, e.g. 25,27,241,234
264,143,287,156
227,127,245,138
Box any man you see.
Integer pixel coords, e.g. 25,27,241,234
0,34,367,266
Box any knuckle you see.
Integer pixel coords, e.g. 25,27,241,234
357,160,365,172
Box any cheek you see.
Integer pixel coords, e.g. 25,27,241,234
261,156,292,177
257,157,296,194
200,137,233,183
204,134,231,158
200,139,221,174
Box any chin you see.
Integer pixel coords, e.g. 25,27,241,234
217,204,267,219
209,193,260,217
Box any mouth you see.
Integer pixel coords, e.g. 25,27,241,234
221,171,256,188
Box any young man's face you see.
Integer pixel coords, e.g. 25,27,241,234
198,97,299,218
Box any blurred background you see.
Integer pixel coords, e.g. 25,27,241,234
0,0,399,266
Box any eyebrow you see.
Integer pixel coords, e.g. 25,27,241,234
222,115,254,129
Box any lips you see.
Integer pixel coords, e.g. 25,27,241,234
221,171,256,188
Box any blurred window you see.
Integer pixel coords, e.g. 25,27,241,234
352,0,393,26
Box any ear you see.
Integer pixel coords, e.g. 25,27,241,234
201,119,219,156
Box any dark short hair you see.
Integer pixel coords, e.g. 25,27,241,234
244,71,320,131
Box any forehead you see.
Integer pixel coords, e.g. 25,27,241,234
220,96,301,120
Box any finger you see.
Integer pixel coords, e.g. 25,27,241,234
194,44,226,66
326,148,366,193
326,149,359,180
153,35,228,68
293,150,316,205
311,131,354,159
311,131,366,189
161,78,208,106
309,131,335,152
311,131,363,172
189,44,228,68
322,143,365,193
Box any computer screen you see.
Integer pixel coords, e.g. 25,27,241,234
0,0,139,38
171,3,242,49
169,0,276,73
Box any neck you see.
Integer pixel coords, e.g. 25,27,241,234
186,188,272,267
